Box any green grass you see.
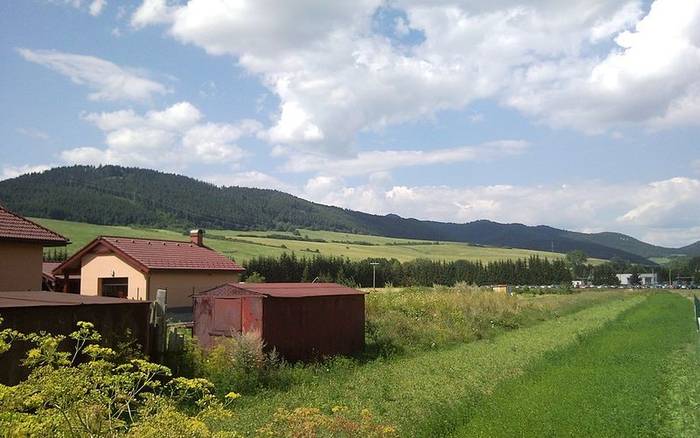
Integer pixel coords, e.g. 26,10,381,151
364,286,636,355
36,217,572,263
656,331,700,437
33,217,586,263
451,293,698,437
223,292,643,436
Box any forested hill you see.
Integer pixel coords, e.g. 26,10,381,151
1,165,692,264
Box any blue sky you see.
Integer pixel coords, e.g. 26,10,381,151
1,0,700,247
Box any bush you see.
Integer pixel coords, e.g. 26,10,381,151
0,321,238,437
244,271,266,283
196,332,284,395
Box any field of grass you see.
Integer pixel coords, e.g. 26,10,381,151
452,293,698,437
222,290,644,436
33,217,579,263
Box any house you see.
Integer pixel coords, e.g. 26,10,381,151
53,230,245,309
0,205,68,291
617,272,658,286
193,282,366,361
0,291,151,385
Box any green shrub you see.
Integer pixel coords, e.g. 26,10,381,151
196,332,285,395
244,272,266,283
0,321,238,437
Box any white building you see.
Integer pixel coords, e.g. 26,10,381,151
616,273,658,286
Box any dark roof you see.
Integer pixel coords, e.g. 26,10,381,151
198,282,365,298
42,262,80,280
0,291,149,308
0,206,68,246
54,236,245,275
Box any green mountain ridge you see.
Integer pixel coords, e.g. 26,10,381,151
1,165,696,264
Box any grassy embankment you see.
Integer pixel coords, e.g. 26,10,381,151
220,289,642,436
33,217,582,263
451,292,698,437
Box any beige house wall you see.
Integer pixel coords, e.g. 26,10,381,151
80,253,148,300
149,271,241,308
0,242,43,291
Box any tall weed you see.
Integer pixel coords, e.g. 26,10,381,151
365,284,532,355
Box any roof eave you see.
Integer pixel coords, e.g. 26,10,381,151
0,237,69,246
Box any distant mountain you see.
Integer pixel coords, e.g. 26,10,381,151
2,165,694,264
679,241,700,256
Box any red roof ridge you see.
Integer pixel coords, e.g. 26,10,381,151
54,234,245,275
199,282,365,298
100,235,191,244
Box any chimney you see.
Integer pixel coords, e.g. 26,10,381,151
190,229,204,246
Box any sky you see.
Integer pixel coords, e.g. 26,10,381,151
1,0,699,247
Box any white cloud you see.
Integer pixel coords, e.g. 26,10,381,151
0,164,53,181
297,175,700,247
47,0,106,16
618,177,700,228
130,0,700,152
506,0,700,132
17,48,169,102
280,140,528,176
131,0,177,28
88,0,106,16
62,102,261,169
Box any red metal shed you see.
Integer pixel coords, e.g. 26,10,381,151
193,283,365,361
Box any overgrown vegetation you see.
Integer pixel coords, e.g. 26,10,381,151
0,321,395,437
227,294,645,435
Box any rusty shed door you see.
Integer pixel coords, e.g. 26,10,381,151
241,296,263,334
213,298,242,334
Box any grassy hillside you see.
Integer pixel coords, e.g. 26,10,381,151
34,218,578,263
0,165,663,263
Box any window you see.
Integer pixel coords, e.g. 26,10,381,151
101,277,129,298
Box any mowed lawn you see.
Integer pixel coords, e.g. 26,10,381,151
452,293,699,437
33,217,576,263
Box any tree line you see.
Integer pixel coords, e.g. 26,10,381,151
243,253,573,287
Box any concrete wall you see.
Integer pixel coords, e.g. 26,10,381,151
80,253,148,300
0,241,43,291
149,271,241,308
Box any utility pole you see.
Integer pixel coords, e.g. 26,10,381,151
370,262,379,289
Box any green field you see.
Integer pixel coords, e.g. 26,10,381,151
452,293,698,437
219,290,698,436
34,218,577,263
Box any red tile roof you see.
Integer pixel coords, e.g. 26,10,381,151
54,236,245,274
0,206,68,246
103,236,245,271
199,282,365,298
